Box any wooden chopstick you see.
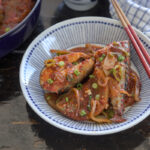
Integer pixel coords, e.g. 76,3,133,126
113,0,150,65
111,0,150,78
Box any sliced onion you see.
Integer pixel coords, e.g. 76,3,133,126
90,100,107,116
130,70,141,101
44,59,56,67
113,65,124,82
50,49,71,55
92,100,102,116
72,88,80,116
103,53,117,70
110,52,122,56
89,100,111,123
95,68,110,87
90,115,112,123
108,78,120,98
98,77,109,87
120,89,131,97
103,68,110,76
110,46,129,56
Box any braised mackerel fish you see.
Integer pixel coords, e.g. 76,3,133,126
40,44,103,93
42,41,141,123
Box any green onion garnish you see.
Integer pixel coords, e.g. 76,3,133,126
89,74,95,78
99,54,106,62
65,97,69,102
74,69,80,76
87,104,91,111
5,27,11,32
113,41,119,46
58,61,65,67
80,110,86,116
57,53,61,56
89,95,92,100
77,83,82,90
72,62,78,65
56,99,59,104
102,54,106,57
47,78,54,84
106,109,115,119
46,95,51,100
95,94,100,100
88,95,92,110
110,68,116,74
118,55,125,62
92,83,98,89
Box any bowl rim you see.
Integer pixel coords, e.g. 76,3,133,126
0,0,41,39
20,17,150,135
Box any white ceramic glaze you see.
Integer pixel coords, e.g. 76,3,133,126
64,0,98,11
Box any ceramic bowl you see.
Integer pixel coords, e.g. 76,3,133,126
0,0,41,58
20,17,150,135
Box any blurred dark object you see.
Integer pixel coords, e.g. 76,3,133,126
51,0,111,25
0,0,41,58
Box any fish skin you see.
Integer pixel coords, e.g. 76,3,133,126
40,52,95,93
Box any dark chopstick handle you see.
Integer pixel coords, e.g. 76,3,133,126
128,25,150,65
125,27,150,78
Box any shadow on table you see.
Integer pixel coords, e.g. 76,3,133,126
0,18,44,102
0,54,22,101
26,103,150,150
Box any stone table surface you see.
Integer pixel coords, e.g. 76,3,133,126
0,0,150,150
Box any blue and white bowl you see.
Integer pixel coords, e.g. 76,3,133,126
0,0,41,58
20,17,150,135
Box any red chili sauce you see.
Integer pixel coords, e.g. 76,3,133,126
44,45,103,121
0,0,35,35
